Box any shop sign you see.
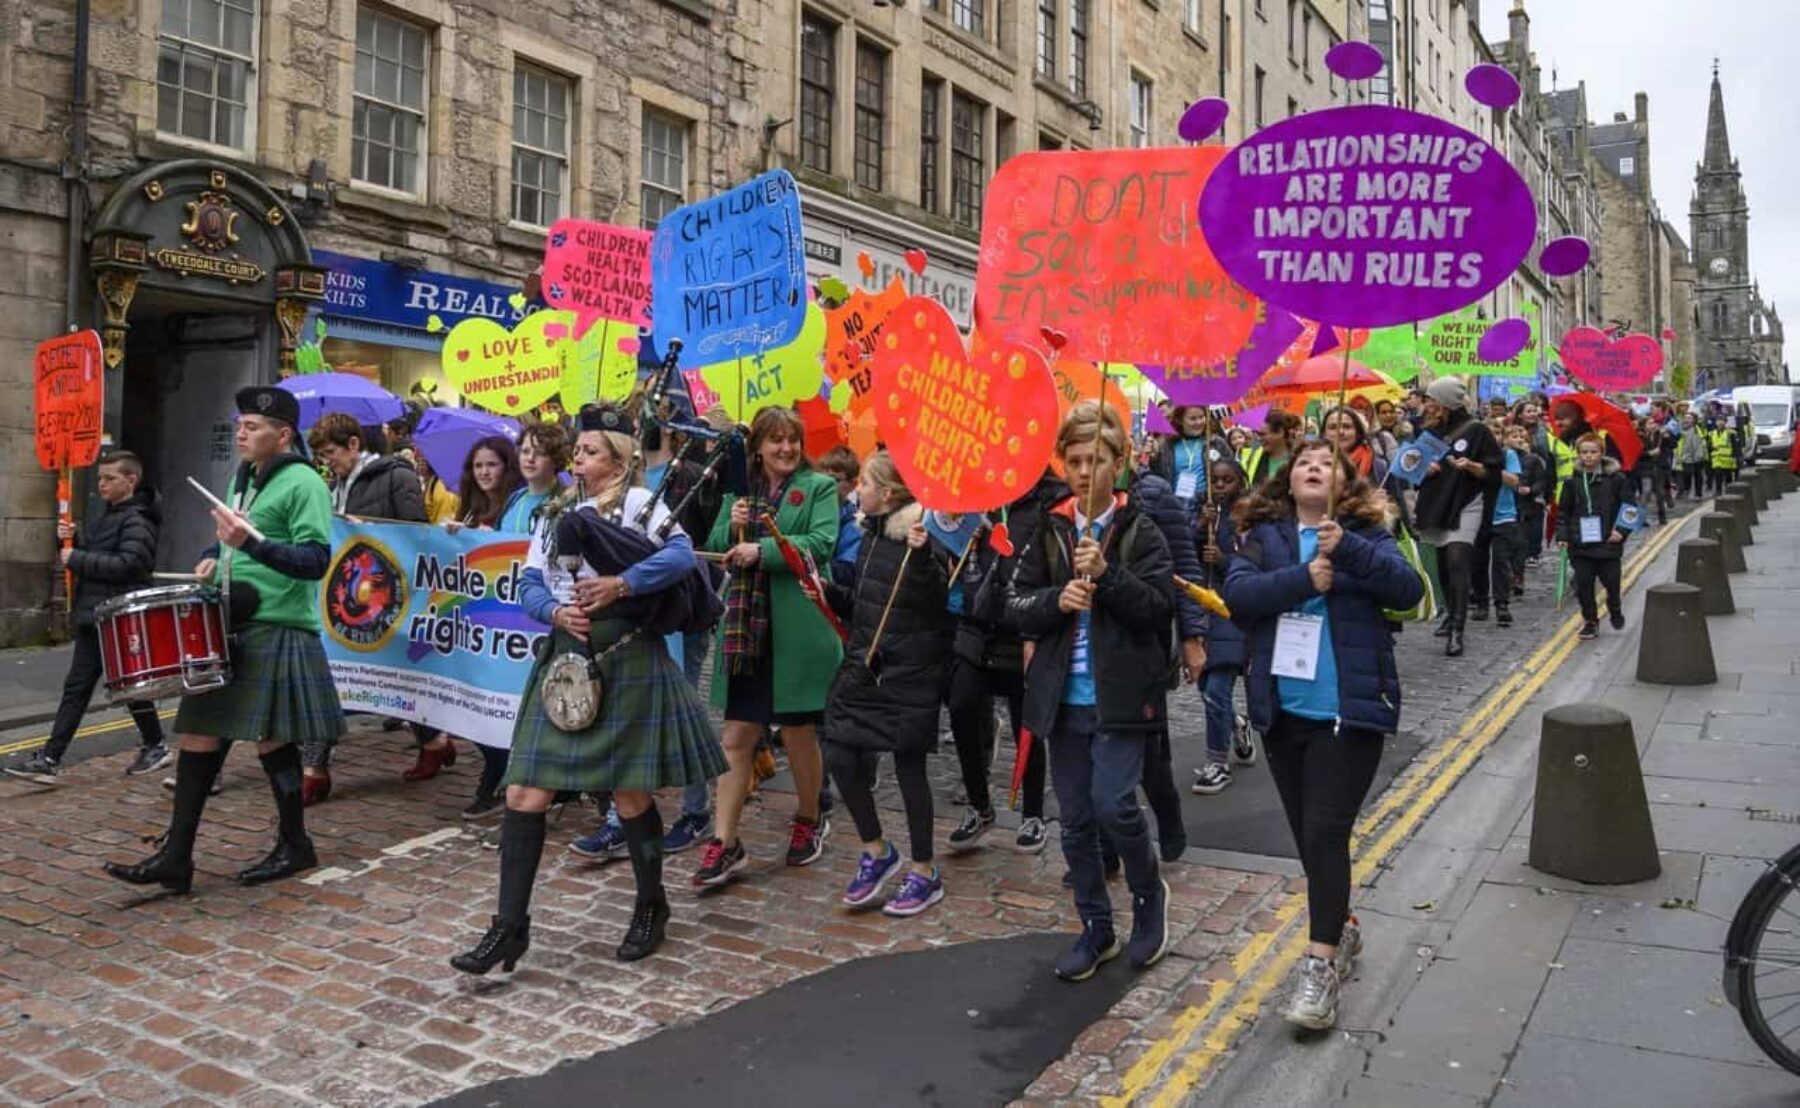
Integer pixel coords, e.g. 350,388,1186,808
314,249,527,334
148,190,268,286
803,228,976,328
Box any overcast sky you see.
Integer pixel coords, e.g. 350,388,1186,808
1477,1,1796,329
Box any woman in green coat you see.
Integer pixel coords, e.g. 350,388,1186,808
692,406,844,888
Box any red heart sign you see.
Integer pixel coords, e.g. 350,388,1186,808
904,249,929,277
1558,326,1664,392
871,297,1059,513
1040,326,1069,351
989,521,1015,557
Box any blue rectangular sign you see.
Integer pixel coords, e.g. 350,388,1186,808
313,249,526,333
651,169,807,367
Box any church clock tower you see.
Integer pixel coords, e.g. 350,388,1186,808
1690,63,1786,388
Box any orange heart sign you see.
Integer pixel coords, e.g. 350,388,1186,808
871,297,1059,512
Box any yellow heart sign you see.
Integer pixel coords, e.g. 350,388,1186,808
559,318,641,411
696,302,826,421
440,310,569,415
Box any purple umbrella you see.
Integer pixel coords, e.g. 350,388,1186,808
413,407,520,494
279,373,405,430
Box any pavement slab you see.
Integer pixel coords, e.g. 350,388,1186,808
1494,1032,1796,1108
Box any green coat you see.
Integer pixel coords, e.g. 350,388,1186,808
707,468,844,714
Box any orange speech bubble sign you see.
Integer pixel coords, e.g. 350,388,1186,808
35,331,105,471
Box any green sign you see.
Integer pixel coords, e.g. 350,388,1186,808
1420,302,1539,380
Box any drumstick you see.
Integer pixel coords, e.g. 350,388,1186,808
187,476,265,542
153,572,202,581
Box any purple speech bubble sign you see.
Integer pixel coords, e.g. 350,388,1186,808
1326,41,1385,82
1477,317,1531,364
1539,236,1591,278
1464,64,1521,111
1178,98,1231,143
1147,404,1175,435
1198,105,1538,329
1138,308,1304,405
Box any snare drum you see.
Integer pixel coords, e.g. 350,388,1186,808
94,584,232,702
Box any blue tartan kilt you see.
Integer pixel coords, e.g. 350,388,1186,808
173,622,342,745
505,623,727,794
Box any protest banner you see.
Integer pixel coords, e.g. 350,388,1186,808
1358,323,1422,380
824,276,908,407
1557,326,1664,392
1199,105,1538,328
34,331,105,471
319,519,546,749
696,302,827,420
976,147,1260,368
440,310,570,415
651,168,807,368
1138,307,1304,406
1421,302,1539,379
871,297,1060,512
542,220,654,339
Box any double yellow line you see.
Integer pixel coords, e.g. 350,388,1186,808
0,708,178,758
1107,517,1693,1107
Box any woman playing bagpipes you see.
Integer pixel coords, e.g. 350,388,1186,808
451,403,726,974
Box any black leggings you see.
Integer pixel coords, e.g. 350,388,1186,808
1436,541,1474,627
826,744,935,863
1571,554,1623,623
946,660,1043,819
1264,714,1384,946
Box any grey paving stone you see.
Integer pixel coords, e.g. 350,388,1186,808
1337,1075,1483,1108
1529,937,1772,1066
1566,855,1767,953
1484,841,1703,901
1641,775,1800,812
1495,1032,1795,1108
1640,738,1800,786
1363,885,1575,1098
1639,802,1800,860
1702,715,1800,748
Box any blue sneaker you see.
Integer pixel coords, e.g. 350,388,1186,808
882,868,945,918
663,812,712,854
842,843,902,908
1126,877,1171,969
1054,920,1122,982
569,822,627,861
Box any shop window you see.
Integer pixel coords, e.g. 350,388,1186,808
353,9,429,195
511,64,569,228
920,76,942,214
157,0,257,150
640,108,688,230
950,90,985,229
854,40,886,192
800,15,836,174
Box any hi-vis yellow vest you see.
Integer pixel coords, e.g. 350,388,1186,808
1550,435,1577,494
1709,428,1737,469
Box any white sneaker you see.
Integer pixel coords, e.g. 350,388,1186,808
1283,955,1340,1030
1232,716,1258,765
1015,817,1048,854
1192,762,1233,795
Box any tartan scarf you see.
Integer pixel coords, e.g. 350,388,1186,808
721,484,778,674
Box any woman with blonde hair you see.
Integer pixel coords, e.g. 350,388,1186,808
692,406,844,887
451,404,726,972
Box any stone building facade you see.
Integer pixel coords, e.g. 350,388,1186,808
1,0,770,645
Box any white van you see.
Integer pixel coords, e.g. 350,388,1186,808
1735,385,1800,459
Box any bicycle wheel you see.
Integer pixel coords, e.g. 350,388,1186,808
1728,845,1800,1076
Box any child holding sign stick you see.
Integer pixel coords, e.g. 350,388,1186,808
1007,402,1177,982
821,453,952,916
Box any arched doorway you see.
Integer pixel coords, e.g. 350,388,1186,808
88,160,324,569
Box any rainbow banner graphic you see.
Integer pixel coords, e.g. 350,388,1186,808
319,519,547,749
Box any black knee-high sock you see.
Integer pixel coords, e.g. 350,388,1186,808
497,809,547,925
620,807,666,907
167,748,227,860
257,744,308,846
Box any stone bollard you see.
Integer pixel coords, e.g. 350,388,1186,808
1697,513,1749,573
1637,583,1717,685
1780,465,1799,495
1753,463,1784,501
1724,482,1763,521
1716,495,1755,545
1742,473,1771,513
1675,539,1735,615
1528,703,1661,885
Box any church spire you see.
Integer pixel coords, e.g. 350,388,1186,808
1703,61,1734,173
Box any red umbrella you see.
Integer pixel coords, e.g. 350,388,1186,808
1554,392,1642,470
757,511,850,644
1011,729,1034,809
1259,354,1388,393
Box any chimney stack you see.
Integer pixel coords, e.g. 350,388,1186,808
1635,92,1649,125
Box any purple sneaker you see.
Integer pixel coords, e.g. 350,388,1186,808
882,868,945,918
842,844,902,908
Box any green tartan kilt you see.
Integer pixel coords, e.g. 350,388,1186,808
506,624,727,794
173,622,343,745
